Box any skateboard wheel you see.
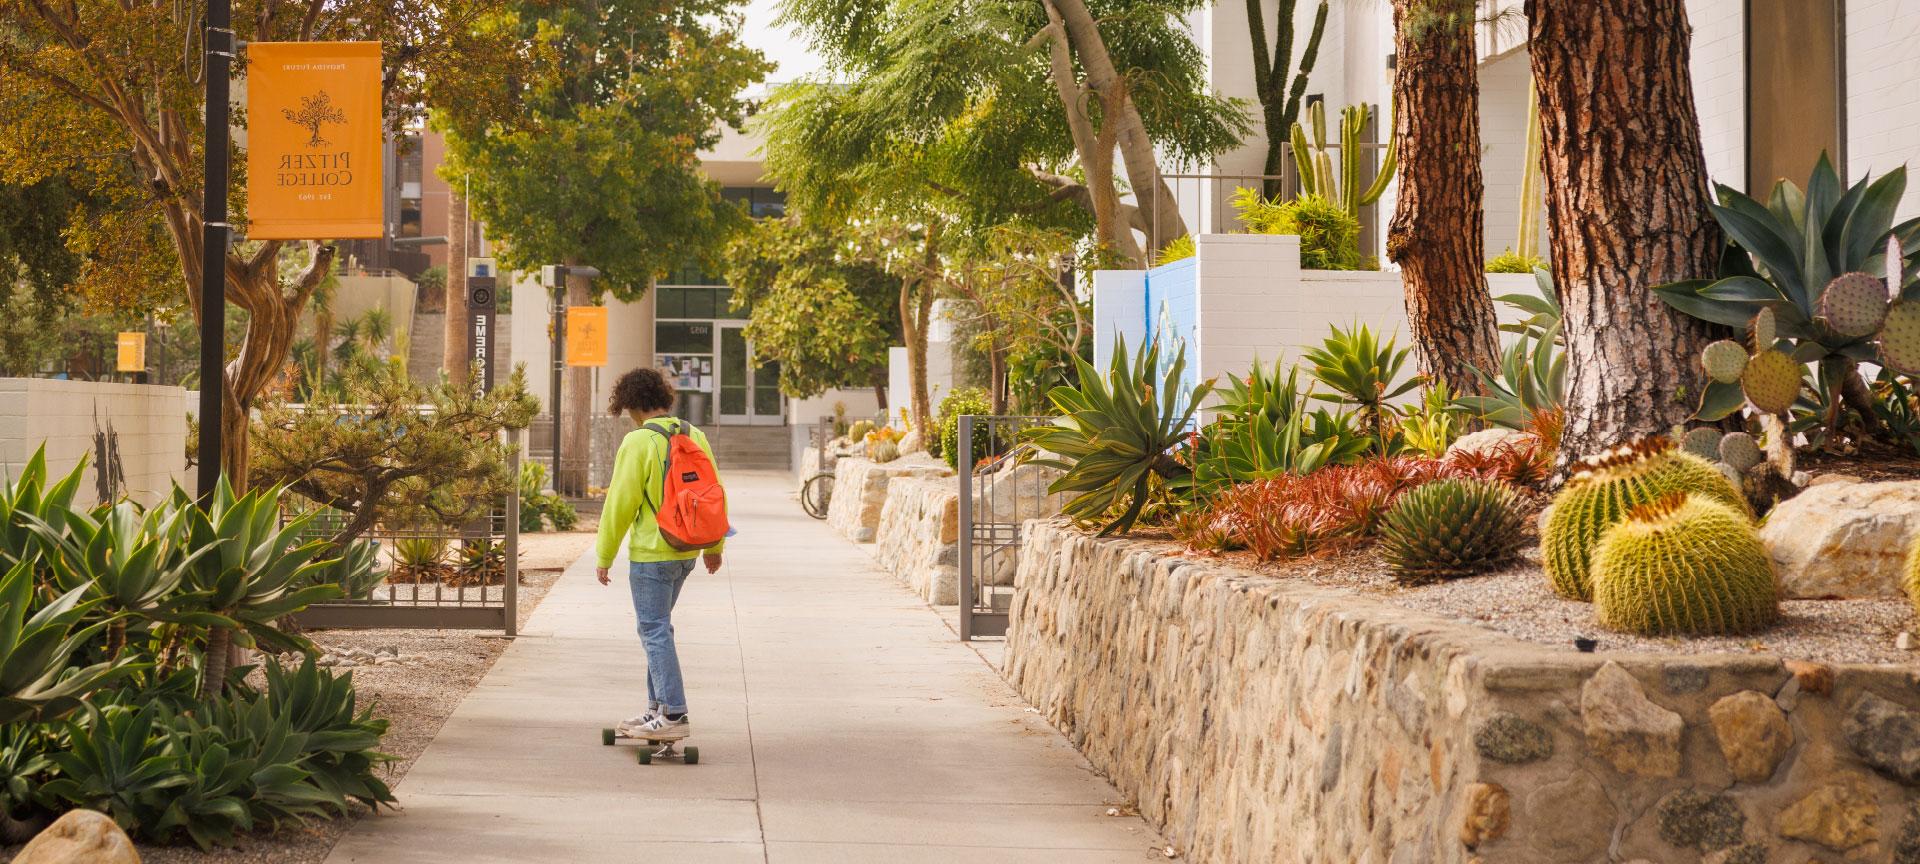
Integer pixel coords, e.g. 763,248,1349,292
683,746,699,765
601,728,615,746
637,749,653,765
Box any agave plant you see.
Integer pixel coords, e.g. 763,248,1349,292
41,704,185,833
259,656,393,811
0,561,133,725
1655,155,1920,432
27,499,222,657
0,447,88,572
1456,272,1567,429
1301,324,1422,452
1026,336,1213,535
1197,359,1369,493
178,480,341,698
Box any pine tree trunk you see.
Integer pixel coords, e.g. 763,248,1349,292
445,187,472,383
1386,0,1500,398
1528,0,1725,460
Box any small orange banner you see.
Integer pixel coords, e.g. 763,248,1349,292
116,332,146,372
245,42,384,239
567,307,609,367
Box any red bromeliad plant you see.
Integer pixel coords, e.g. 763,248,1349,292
1199,456,1468,560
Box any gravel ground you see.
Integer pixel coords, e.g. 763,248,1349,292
8,522,601,864
1191,542,1920,666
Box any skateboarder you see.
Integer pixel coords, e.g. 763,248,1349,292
595,367,727,744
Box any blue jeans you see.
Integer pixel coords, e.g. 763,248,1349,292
628,558,697,714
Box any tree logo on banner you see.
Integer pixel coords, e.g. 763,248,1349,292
283,91,348,148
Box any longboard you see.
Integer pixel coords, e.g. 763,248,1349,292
601,727,700,765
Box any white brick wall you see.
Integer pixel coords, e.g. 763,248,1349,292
1846,0,1920,220
0,379,190,508
1687,0,1746,190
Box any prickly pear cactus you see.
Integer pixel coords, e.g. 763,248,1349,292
1740,350,1802,414
1701,341,1748,384
1881,300,1920,375
1591,492,1780,636
1379,479,1526,585
1718,432,1763,474
1820,272,1890,338
1679,427,1723,461
1542,437,1749,601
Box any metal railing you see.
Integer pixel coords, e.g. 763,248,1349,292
1155,144,1390,259
956,415,1053,641
291,449,520,634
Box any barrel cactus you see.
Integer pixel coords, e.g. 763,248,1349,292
1379,479,1525,585
1591,492,1779,636
1542,437,1748,601
847,420,874,443
869,439,901,463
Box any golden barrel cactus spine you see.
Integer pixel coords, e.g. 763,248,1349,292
1542,437,1749,601
1590,493,1779,636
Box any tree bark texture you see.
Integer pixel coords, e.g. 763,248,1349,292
1527,0,1725,459
444,185,472,383
1386,0,1500,398
560,269,594,495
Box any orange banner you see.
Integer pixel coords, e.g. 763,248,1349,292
567,307,609,367
245,42,383,239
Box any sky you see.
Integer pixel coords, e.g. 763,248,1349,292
738,0,824,85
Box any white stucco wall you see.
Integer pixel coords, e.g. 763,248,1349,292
1478,48,1542,260
0,380,190,508
1846,0,1920,220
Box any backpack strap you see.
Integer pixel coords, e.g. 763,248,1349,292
637,417,685,515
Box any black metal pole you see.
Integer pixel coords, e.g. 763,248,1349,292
197,0,232,499
550,268,566,492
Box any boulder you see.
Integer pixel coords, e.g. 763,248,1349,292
1447,428,1530,458
1708,690,1794,783
1654,789,1746,852
1581,662,1684,777
1474,713,1553,764
12,810,139,864
1761,480,1920,598
825,456,951,543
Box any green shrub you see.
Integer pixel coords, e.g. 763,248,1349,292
1379,479,1525,584
1230,188,1369,270
1486,248,1547,273
1154,236,1195,266
936,387,992,469
1541,437,1748,601
1591,493,1779,635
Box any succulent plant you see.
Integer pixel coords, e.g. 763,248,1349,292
1542,437,1748,601
1819,271,1890,338
1700,340,1748,385
1882,299,1920,375
847,420,874,443
1680,427,1723,461
1379,479,1526,585
869,440,901,463
1590,492,1780,636
1718,432,1763,474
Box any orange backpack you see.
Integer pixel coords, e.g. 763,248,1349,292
643,419,730,552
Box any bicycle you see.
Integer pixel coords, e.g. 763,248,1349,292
800,469,834,519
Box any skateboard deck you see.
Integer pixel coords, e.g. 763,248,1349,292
601,727,699,764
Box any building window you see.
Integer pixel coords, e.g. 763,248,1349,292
722,186,787,218
656,285,743,319
656,321,715,354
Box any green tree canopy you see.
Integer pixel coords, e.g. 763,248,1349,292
440,0,773,297
723,217,902,399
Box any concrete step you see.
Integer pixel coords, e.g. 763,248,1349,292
703,425,790,470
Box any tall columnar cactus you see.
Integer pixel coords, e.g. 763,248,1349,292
1903,530,1920,620
1290,101,1397,220
1542,437,1749,601
1591,492,1780,636
1379,479,1526,584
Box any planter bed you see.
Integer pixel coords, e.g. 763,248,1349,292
1005,520,1920,864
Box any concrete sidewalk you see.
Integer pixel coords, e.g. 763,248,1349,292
324,471,1166,863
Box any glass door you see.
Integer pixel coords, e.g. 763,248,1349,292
717,325,785,426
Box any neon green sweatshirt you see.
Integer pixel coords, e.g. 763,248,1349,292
595,418,725,568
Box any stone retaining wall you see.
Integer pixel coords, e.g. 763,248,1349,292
825,455,951,543
875,476,961,603
1005,521,1920,863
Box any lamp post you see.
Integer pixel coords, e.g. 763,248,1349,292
542,264,598,494
197,0,234,499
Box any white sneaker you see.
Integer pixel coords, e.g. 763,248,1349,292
615,702,665,738
630,712,690,741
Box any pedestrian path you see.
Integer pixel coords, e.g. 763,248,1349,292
324,471,1166,863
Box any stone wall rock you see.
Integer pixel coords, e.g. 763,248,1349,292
1762,479,1920,598
874,476,962,603
825,456,950,543
1005,520,1920,864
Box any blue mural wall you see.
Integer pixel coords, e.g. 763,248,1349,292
1143,256,1200,403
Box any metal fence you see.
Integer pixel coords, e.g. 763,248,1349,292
1155,145,1390,259
290,450,520,634
956,415,1053,641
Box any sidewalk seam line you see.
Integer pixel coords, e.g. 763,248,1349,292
725,558,771,863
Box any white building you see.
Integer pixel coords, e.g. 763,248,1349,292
1182,0,1920,257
